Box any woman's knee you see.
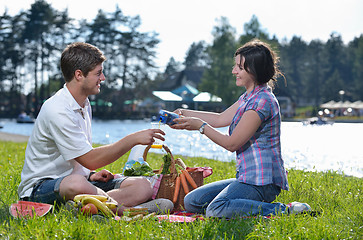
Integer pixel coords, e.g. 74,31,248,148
184,190,208,213
205,198,227,218
184,192,197,210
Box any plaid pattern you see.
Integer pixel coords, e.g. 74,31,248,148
144,174,163,199
229,85,289,190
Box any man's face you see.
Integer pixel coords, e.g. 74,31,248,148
81,63,105,95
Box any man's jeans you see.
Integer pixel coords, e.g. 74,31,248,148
184,178,286,218
26,176,127,206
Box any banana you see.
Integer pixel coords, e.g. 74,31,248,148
104,202,118,210
81,196,115,218
73,194,108,203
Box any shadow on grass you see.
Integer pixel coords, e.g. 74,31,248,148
0,203,13,225
196,217,263,239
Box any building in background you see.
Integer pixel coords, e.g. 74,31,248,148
152,67,224,112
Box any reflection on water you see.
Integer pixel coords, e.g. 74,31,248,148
1,119,362,178
91,119,235,161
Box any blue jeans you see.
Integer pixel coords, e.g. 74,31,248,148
184,178,286,218
26,176,127,207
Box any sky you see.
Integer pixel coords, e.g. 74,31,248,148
2,0,363,71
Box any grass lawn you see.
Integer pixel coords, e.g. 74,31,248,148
0,141,362,239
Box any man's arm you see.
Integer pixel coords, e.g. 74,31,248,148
75,129,164,170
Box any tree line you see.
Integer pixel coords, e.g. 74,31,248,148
196,16,363,108
1,1,362,119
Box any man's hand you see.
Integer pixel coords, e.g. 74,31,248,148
134,129,165,145
89,169,114,182
75,129,165,171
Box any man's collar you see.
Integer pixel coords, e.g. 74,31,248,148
63,84,90,110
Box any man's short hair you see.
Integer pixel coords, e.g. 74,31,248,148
61,42,106,82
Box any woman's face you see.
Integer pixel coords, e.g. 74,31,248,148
232,55,255,90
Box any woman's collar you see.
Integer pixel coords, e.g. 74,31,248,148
243,84,268,100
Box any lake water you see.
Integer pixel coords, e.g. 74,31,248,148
1,119,362,178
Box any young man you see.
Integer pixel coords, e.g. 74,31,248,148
18,42,172,215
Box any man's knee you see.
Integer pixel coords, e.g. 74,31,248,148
121,177,153,201
59,174,90,200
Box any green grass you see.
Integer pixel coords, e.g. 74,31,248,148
0,141,362,239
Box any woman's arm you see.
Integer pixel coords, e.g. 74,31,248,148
175,101,240,128
209,110,261,152
172,110,261,152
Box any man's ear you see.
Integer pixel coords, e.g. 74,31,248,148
74,69,84,81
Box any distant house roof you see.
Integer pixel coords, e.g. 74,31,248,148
193,92,222,102
172,84,199,102
172,84,199,95
183,67,204,86
152,91,182,101
158,67,204,91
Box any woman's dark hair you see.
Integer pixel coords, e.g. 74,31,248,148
234,39,285,88
61,42,106,82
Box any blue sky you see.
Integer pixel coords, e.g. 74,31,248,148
2,0,363,70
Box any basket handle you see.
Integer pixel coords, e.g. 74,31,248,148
143,144,176,175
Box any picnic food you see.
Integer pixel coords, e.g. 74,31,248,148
9,201,53,219
182,169,198,189
157,109,180,125
81,196,115,217
173,176,181,204
81,203,98,215
105,201,118,209
122,208,155,222
73,194,116,217
123,207,149,217
161,153,172,174
151,144,163,149
123,161,155,176
74,194,108,202
142,144,205,211
180,173,189,194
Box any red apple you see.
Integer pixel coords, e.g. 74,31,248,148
81,203,98,215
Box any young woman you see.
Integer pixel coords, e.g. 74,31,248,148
171,39,311,218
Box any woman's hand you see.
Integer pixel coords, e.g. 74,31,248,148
89,169,114,182
173,108,184,116
171,117,204,131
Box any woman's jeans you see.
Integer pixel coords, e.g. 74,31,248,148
184,178,286,218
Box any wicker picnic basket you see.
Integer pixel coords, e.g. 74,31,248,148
143,144,204,211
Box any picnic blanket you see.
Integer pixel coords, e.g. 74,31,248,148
157,211,205,223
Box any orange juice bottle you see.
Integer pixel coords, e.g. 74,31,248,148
151,120,164,148
151,144,163,149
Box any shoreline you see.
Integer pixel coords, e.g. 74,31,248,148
283,118,363,123
0,132,29,142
